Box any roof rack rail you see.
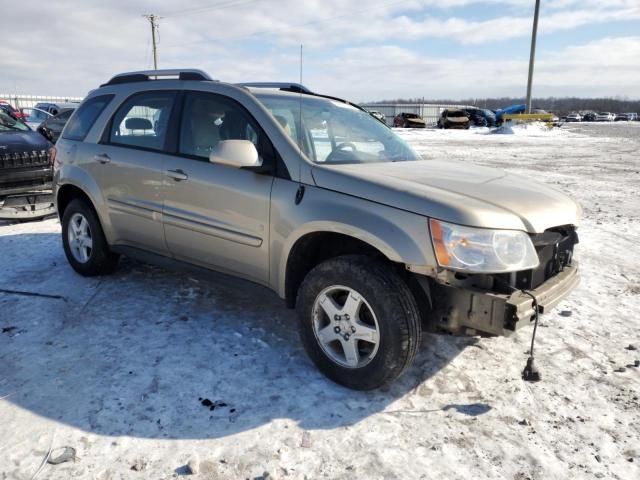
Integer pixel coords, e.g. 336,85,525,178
237,82,313,94
238,82,368,114
101,69,214,87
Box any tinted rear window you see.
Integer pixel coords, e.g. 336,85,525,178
62,95,113,141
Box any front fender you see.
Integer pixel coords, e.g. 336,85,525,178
269,179,436,298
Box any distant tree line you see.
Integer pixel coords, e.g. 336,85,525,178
367,97,640,115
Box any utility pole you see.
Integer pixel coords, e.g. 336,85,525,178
525,0,540,113
143,14,160,70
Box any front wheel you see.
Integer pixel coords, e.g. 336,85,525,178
296,255,421,390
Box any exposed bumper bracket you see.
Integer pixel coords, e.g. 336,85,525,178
432,263,580,336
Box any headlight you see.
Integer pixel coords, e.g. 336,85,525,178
429,219,539,273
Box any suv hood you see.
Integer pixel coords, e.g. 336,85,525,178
311,160,580,233
0,130,50,154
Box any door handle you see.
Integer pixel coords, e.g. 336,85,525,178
94,153,111,164
166,169,188,181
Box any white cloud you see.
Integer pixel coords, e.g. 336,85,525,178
312,36,640,101
0,1,638,100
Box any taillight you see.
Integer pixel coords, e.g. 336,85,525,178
48,147,57,167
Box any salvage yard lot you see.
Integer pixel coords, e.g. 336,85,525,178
1,123,639,480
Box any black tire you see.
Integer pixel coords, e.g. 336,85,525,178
296,255,421,390
61,198,119,276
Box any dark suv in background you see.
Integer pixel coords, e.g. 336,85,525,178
37,108,77,143
0,111,55,220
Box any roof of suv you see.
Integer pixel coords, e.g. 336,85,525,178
98,69,364,111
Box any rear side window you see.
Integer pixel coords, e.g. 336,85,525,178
62,95,113,141
108,91,176,152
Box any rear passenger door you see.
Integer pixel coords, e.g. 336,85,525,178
162,91,275,284
91,90,178,254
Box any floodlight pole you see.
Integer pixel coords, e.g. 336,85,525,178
526,0,540,113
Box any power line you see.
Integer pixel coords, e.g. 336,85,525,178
143,35,151,70
161,0,260,18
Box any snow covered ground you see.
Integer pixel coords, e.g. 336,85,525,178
1,122,639,480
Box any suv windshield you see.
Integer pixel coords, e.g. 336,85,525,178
257,94,420,164
0,111,29,132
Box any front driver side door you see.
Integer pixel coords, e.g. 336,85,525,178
162,91,275,285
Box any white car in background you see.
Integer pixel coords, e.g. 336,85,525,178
23,102,80,130
22,107,53,130
565,112,582,122
595,112,614,122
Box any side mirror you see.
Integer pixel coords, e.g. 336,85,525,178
209,140,263,169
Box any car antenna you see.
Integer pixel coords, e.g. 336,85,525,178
295,44,305,205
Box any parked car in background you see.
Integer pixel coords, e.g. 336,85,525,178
37,108,76,143
0,110,56,220
23,107,53,130
393,112,426,128
595,112,614,122
0,101,27,120
464,108,497,127
581,112,597,122
495,104,525,125
495,105,559,125
531,109,560,124
437,109,470,129
53,69,581,390
32,102,80,117
23,102,80,130
367,110,387,125
614,113,637,122
565,113,582,122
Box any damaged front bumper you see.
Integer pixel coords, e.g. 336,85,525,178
431,263,580,336
0,190,55,220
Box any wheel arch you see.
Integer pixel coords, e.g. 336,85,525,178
280,220,432,310
56,183,96,220
55,176,114,244
283,231,388,308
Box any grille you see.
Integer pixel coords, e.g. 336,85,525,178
0,150,50,170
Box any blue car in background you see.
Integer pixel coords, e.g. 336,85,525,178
495,104,560,125
495,104,526,125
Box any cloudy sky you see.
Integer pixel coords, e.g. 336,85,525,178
1,0,639,101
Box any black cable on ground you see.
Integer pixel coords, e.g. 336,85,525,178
520,290,541,382
0,288,64,300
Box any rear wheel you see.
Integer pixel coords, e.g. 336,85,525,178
297,255,421,390
61,198,119,276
